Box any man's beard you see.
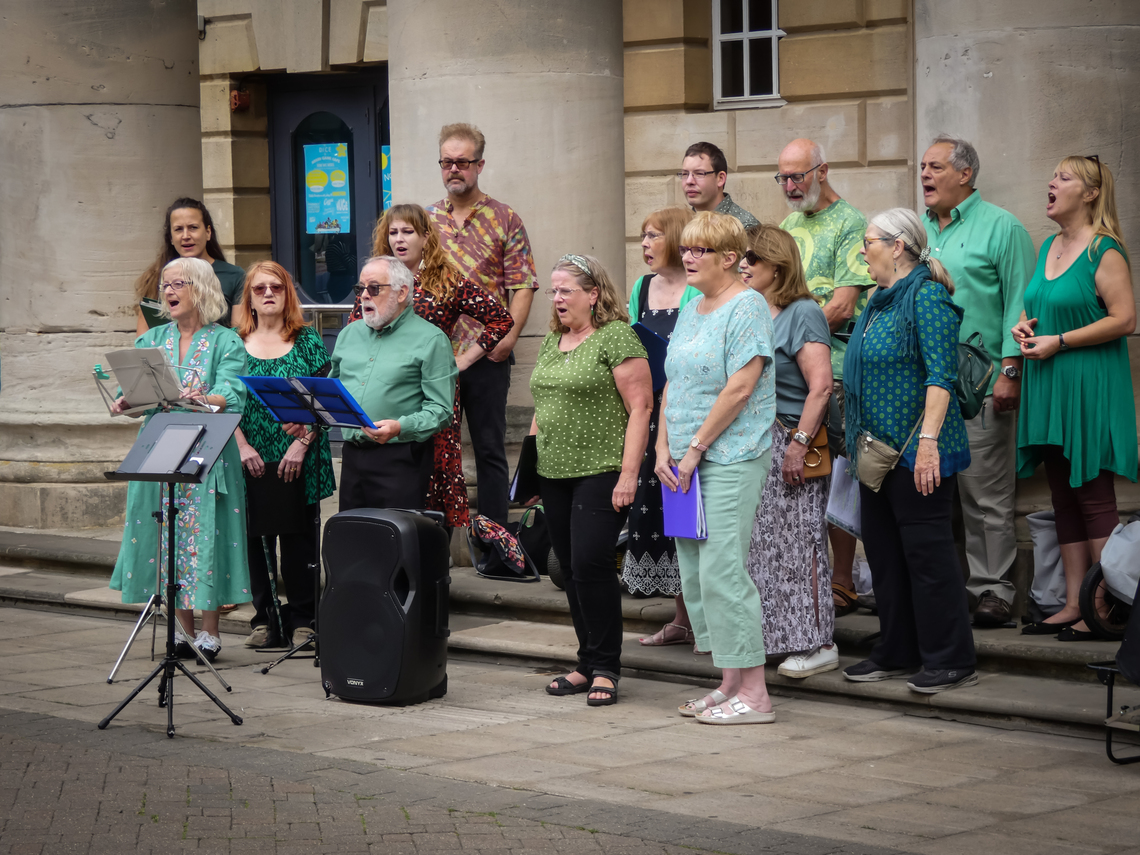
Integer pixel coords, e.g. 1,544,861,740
785,176,822,213
446,175,474,196
363,301,400,330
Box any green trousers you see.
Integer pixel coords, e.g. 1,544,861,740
675,452,770,669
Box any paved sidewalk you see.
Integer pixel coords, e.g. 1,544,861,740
2,605,1140,854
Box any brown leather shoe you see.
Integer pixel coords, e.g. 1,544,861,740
973,591,1012,627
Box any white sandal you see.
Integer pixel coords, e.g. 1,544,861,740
694,695,776,725
678,689,728,717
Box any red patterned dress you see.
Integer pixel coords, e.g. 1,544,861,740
349,275,513,526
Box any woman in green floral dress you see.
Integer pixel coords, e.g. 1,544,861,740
110,257,251,663
233,261,336,649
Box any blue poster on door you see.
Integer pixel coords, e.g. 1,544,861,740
303,143,350,234
381,145,392,211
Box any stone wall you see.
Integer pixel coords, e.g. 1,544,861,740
0,0,204,527
622,0,913,287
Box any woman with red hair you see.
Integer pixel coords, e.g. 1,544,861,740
234,261,336,649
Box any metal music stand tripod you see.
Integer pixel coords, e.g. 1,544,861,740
237,374,373,674
98,412,244,738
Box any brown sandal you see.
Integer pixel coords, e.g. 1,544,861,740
638,622,694,647
832,583,859,617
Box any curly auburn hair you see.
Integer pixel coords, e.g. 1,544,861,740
371,203,460,303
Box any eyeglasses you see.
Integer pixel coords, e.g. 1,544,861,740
439,158,479,170
640,230,665,242
544,287,583,299
743,250,763,266
774,164,822,185
161,280,189,292
354,282,392,297
251,283,286,296
676,170,717,180
1085,154,1102,185
679,246,714,259
862,234,898,250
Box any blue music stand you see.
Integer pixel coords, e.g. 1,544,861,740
239,375,372,429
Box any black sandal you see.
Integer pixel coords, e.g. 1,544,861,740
586,674,619,707
546,673,590,696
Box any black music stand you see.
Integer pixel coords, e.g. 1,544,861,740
238,375,371,674
98,412,244,738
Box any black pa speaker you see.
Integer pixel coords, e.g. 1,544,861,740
319,508,450,704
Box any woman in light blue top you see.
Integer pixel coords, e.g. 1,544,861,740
656,212,777,725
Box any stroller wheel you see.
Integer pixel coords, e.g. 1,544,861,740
1079,562,1132,641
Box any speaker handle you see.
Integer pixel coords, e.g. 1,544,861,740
435,575,451,638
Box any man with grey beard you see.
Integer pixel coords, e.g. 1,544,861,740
330,256,458,513
776,138,874,625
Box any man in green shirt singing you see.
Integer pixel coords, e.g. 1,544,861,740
332,255,458,513
922,136,1036,627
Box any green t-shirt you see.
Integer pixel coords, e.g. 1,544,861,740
529,321,648,479
781,199,874,379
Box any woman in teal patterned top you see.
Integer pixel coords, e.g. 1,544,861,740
110,257,251,663
234,261,336,650
841,208,977,694
1014,156,1136,640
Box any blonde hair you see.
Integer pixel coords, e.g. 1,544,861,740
1056,156,1130,264
160,258,227,324
548,255,629,333
746,224,809,309
439,122,486,160
868,208,955,294
642,207,693,270
680,211,746,263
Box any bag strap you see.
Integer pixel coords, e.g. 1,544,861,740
637,273,654,319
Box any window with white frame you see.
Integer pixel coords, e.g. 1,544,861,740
713,0,785,108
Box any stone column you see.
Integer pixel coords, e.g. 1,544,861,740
0,1,203,528
386,0,626,414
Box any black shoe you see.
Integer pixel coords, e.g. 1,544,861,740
1057,626,1098,642
906,668,978,693
1021,618,1079,635
842,659,911,682
973,591,1013,628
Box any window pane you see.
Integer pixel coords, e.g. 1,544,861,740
720,0,743,34
748,0,771,31
749,38,774,96
721,40,745,98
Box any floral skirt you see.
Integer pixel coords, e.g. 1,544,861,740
426,391,469,528
746,426,834,655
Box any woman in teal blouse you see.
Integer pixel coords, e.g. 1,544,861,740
1014,156,1136,640
110,257,251,663
842,208,977,694
529,254,652,706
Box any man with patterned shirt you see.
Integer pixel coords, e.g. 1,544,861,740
777,137,875,617
680,141,760,228
428,122,538,527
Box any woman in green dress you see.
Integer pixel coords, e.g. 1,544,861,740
1015,156,1136,640
233,261,336,649
110,257,251,662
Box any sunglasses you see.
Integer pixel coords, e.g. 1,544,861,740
251,283,286,296
354,282,392,298
743,250,763,265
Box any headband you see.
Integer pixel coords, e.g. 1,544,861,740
558,254,594,280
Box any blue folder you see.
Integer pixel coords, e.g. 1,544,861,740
632,322,669,391
660,467,707,540
239,376,373,429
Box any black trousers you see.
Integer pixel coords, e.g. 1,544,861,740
339,440,432,513
459,356,512,526
246,501,319,636
860,468,976,671
540,471,627,678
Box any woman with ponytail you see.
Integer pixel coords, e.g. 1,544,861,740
840,207,978,694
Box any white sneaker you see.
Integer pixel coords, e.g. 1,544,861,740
777,645,839,679
194,630,221,663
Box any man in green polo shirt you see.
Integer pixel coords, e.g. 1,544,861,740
331,255,458,513
922,136,1036,628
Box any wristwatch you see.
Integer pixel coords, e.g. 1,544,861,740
1058,332,1069,350
1000,365,1021,380
690,437,709,453
791,429,813,447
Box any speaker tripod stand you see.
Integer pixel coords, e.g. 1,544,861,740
98,412,244,738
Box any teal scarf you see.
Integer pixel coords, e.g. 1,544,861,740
842,264,931,462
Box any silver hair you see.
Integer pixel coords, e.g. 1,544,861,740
809,141,826,167
931,135,980,187
161,257,227,324
360,255,414,294
868,208,928,260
